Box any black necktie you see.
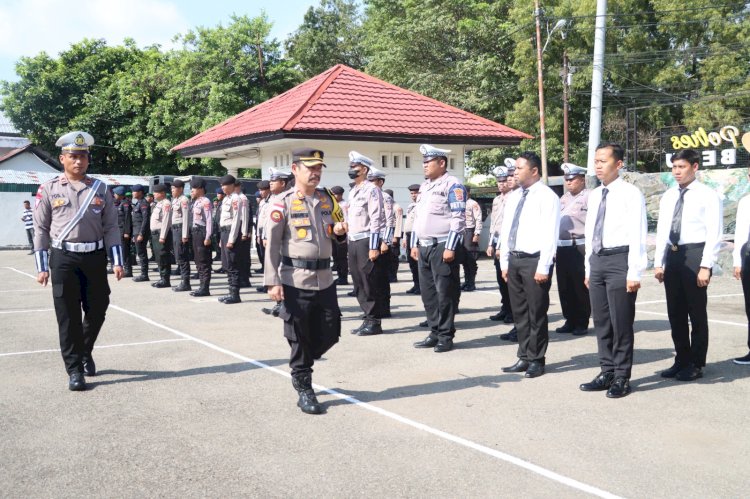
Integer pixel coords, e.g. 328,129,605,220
508,189,529,251
669,188,687,246
592,188,608,254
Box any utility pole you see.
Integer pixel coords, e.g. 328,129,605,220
586,0,607,180
534,0,549,184
561,50,570,163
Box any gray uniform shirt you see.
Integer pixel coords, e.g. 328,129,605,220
411,172,467,251
220,193,242,242
403,202,417,233
347,181,384,249
150,198,172,240
489,192,509,248
171,194,190,240
559,189,589,241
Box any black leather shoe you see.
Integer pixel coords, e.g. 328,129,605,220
357,321,383,336
350,321,367,335
406,286,418,294
256,286,267,293
660,363,682,378
133,275,149,282
556,322,574,334
463,283,476,291
152,280,170,288
489,310,506,321
190,288,210,297
525,361,545,378
68,372,86,391
262,303,281,317
572,328,589,336
336,278,349,285
676,365,703,381
191,273,199,279
418,320,429,328
499,327,517,342
411,287,421,294
434,340,453,353
172,282,191,292
503,313,514,324
83,355,96,377
502,359,529,373
346,290,357,297
123,271,133,278
215,267,226,273
606,377,631,398
414,336,439,348
579,372,614,391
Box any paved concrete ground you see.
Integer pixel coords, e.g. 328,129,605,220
1,249,749,498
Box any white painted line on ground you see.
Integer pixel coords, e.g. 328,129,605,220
0,308,54,314
2,266,37,279
0,338,190,357
637,309,747,328
0,288,47,293
636,293,745,305
109,303,621,499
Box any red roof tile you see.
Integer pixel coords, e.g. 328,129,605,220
172,65,532,154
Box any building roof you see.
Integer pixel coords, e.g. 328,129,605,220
0,169,150,186
172,64,532,156
0,109,22,136
0,144,62,170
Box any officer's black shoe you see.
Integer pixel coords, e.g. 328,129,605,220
499,327,518,342
502,359,529,373
107,268,114,274
572,328,589,336
556,322,575,334
434,340,453,353
292,375,323,415
268,302,282,317
171,268,180,276
256,286,267,293
68,372,86,391
213,255,222,262
463,283,476,292
27,251,34,255
83,355,96,377
152,279,170,288
172,282,191,292
123,271,133,278
406,286,417,294
133,274,150,282
215,267,227,273
660,363,682,378
676,365,703,381
503,313,514,324
489,311,505,321
418,320,429,328
346,290,357,297
413,336,439,348
222,288,241,304
358,320,383,336
524,361,545,378
606,377,631,398
580,371,615,392
335,277,349,285
351,321,367,334
253,267,265,274
190,288,211,297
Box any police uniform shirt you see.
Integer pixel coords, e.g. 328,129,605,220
499,180,560,274
465,197,482,234
150,198,172,240
403,201,417,233
192,196,213,239
584,177,648,281
220,193,242,242
171,194,190,240
653,180,722,269
733,194,750,268
256,195,270,239
559,189,589,241
393,202,404,239
32,174,121,271
264,189,340,290
238,192,250,238
410,172,466,250
489,192,509,247
132,197,150,237
347,181,385,249
382,190,396,242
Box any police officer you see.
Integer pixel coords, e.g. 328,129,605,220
462,186,482,291
368,168,394,317
150,184,173,288
113,186,133,278
261,168,293,314
33,131,124,391
213,187,224,263
385,188,403,283
487,165,513,323
330,185,349,285
733,174,750,365
218,175,242,304
346,151,386,336
402,184,421,294
235,181,252,288
264,147,347,415
255,180,271,276
131,184,151,281
411,145,466,353
170,179,192,292
555,163,591,336
188,178,213,296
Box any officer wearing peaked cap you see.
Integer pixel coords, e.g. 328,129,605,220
486,166,514,324
368,167,395,316
189,178,213,296
170,179,192,292
264,147,347,415
254,180,271,276
113,186,133,278
411,144,466,353
554,163,591,336
33,131,123,391
403,184,421,294
346,150,387,336
150,183,173,288
384,188,403,283
218,174,242,303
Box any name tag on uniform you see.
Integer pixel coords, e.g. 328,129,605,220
52,198,68,208
291,217,310,227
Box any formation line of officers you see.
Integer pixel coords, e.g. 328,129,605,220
32,131,750,413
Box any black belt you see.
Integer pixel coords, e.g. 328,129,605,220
220,226,231,233
597,246,629,256
509,251,540,258
668,242,705,253
191,225,206,231
172,223,182,229
281,256,330,270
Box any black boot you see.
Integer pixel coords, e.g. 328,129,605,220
172,279,192,292
152,267,171,288
133,257,149,281
291,374,323,415
357,319,383,336
262,302,281,316
222,286,241,304
190,283,211,297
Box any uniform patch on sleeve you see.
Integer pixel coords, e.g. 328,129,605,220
181,199,188,209
270,210,283,223
453,188,464,201
35,186,43,209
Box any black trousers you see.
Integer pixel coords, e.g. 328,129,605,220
49,248,110,375
404,232,419,287
237,237,251,285
418,242,461,341
375,246,391,313
332,239,348,281
279,284,341,376
507,254,551,363
349,238,383,319
256,238,265,271
493,255,512,313
462,228,479,285
589,252,636,378
220,229,240,288
171,225,191,281
555,245,591,329
664,244,709,368
741,243,750,351
388,241,400,281
120,233,132,274
134,232,150,274
151,231,173,280
191,226,212,288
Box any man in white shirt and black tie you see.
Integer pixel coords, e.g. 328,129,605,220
499,151,560,378
580,143,647,398
654,149,722,381
732,173,750,366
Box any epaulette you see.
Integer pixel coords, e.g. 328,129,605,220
280,189,296,200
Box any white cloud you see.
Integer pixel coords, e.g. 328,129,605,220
0,0,190,59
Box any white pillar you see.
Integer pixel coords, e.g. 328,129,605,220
586,0,607,176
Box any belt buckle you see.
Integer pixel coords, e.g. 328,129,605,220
671,244,678,252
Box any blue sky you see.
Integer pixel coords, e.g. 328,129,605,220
0,0,318,83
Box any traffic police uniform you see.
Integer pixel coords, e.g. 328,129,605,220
411,145,467,352
385,188,403,283
113,186,133,277
189,178,213,296
212,188,224,262
131,184,151,281
462,187,483,291
33,131,123,390
236,182,252,288
170,179,192,292
487,165,514,323
263,147,345,415
403,184,421,294
555,163,591,335
368,168,394,317
219,175,242,304
330,185,349,284
149,184,173,288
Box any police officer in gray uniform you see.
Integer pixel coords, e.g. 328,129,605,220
368,167,394,318
411,145,466,353
218,175,242,304
170,179,192,292
150,184,173,288
264,147,347,415
131,184,151,281
33,131,124,391
189,178,213,296
403,184,421,293
113,186,133,278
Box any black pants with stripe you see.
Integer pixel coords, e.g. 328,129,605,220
191,226,212,288
418,242,461,341
220,228,240,288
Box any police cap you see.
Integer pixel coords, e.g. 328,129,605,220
131,184,145,193
292,148,325,167
330,185,344,195
112,186,125,196
152,184,167,193
408,184,421,192
219,174,236,186
257,180,270,190
190,178,206,190
172,179,185,188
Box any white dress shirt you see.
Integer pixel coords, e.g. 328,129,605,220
732,194,750,268
499,180,560,274
653,180,723,269
584,177,647,281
